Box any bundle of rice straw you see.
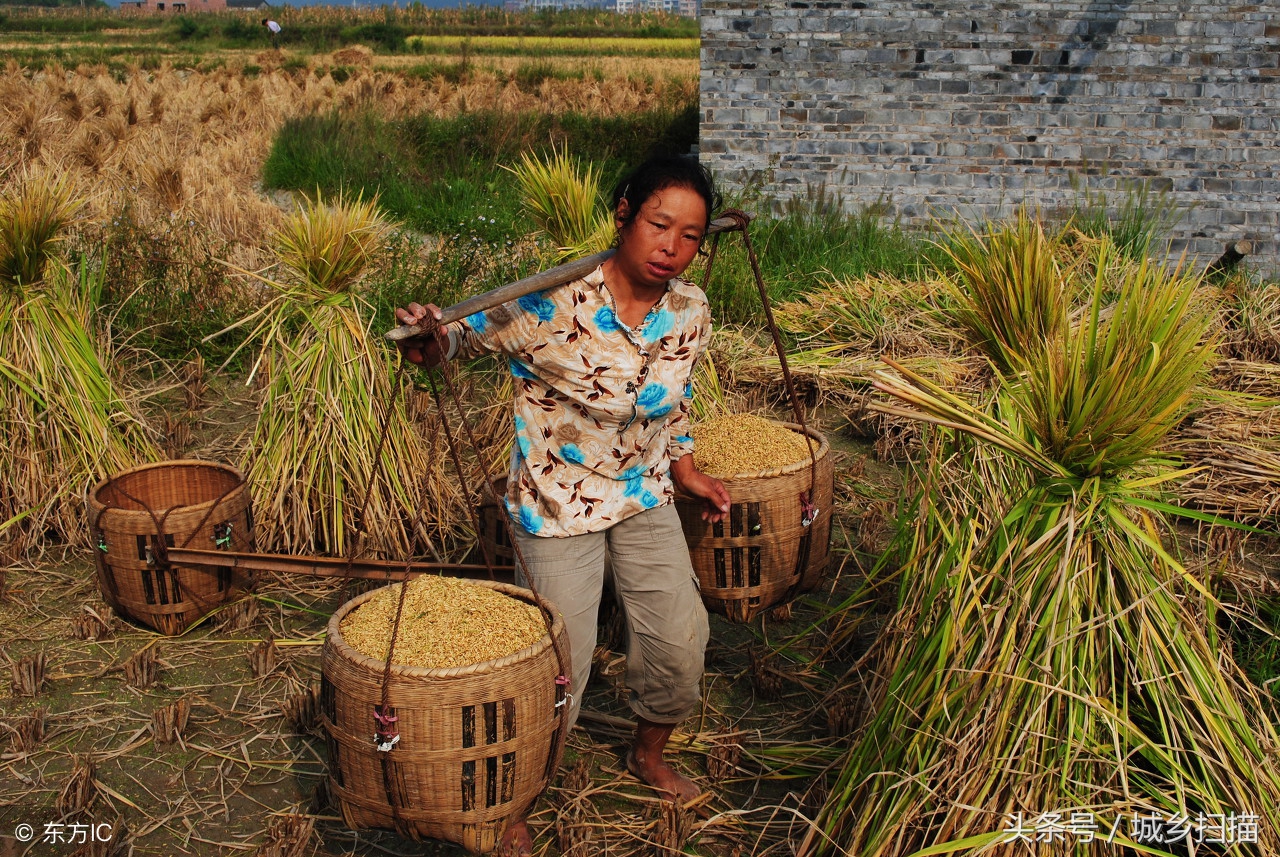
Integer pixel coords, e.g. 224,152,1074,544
214,192,461,558
1,171,158,549
807,230,1280,855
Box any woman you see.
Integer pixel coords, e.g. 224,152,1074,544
396,155,730,856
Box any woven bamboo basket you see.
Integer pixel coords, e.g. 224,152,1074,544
86,460,254,636
475,475,514,567
321,581,570,854
676,423,834,623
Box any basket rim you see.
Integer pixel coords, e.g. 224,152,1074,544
691,421,830,481
86,458,248,512
326,579,566,679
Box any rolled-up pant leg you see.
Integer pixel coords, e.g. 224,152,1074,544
510,526,606,733
606,504,710,725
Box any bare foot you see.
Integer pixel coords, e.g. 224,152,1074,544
625,746,701,802
498,819,532,857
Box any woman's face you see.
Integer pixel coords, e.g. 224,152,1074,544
613,185,708,290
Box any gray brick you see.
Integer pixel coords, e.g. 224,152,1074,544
701,0,1280,274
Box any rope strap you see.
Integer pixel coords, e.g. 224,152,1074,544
706,209,821,531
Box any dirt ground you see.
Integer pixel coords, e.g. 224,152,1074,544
0,555,865,857
0,384,889,857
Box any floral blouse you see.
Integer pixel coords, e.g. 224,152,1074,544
446,265,711,538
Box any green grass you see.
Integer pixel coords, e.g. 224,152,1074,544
701,184,942,323
367,229,546,333
93,203,253,369
259,7,697,50
1061,175,1183,262
508,60,603,92
406,34,699,59
0,45,182,69
262,102,698,242
1228,595,1280,701
0,11,127,32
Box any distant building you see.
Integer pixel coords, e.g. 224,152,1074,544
521,0,593,10
614,0,698,16
119,0,267,11
117,0,222,11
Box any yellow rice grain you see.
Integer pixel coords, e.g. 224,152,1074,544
691,414,815,477
340,575,547,669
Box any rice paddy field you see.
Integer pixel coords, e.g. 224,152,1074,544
3,7,1280,857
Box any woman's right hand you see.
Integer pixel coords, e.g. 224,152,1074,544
394,302,449,367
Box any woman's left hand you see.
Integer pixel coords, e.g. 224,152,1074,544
672,456,731,523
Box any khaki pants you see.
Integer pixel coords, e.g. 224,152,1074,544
512,503,709,730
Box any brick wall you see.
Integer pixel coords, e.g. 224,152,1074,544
699,1,1280,273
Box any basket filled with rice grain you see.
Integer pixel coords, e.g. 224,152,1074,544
675,415,834,623
321,575,569,854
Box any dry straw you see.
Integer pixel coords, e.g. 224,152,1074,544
807,230,1280,855
0,62,694,268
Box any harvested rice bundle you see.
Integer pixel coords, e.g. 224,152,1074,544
0,171,158,547
215,192,461,557
505,143,613,263
809,237,1280,855
341,575,546,669
691,413,814,476
939,212,1076,374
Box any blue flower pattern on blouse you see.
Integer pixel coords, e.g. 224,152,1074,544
513,415,532,459
511,501,544,535
642,308,674,342
594,305,622,334
446,267,710,537
636,382,671,419
518,291,556,323
620,465,660,509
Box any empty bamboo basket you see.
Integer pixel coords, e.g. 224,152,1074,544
86,460,254,635
676,422,834,623
321,581,570,854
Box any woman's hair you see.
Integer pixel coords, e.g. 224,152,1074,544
610,155,721,232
